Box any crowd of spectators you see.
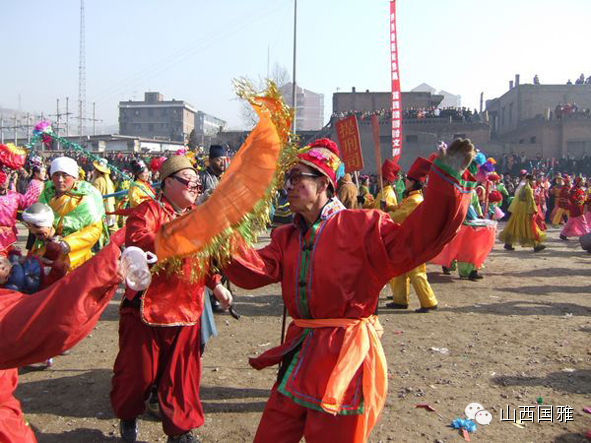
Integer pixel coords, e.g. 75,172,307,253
566,73,591,85
497,152,591,176
331,106,482,123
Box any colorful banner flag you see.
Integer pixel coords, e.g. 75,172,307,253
390,0,402,160
335,115,364,173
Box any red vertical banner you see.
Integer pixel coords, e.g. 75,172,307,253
390,0,402,161
335,115,364,173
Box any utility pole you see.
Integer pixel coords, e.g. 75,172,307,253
26,113,30,143
78,0,87,137
56,99,61,137
291,0,298,134
66,97,70,136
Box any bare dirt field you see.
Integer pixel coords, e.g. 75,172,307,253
15,224,591,442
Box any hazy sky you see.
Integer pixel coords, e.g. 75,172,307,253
1,0,589,131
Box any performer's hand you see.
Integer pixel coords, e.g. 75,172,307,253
116,260,125,283
44,241,63,261
437,138,475,174
213,283,233,311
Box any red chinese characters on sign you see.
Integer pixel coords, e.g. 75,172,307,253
335,115,364,173
390,0,402,160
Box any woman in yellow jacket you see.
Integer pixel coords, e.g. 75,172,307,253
128,159,156,208
92,158,116,232
385,157,438,313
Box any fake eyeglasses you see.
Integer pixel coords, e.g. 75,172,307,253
284,170,322,186
172,175,202,191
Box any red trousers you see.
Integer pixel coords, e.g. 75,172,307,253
0,369,36,443
254,383,363,443
110,308,203,436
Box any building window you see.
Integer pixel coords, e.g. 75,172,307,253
121,123,126,131
148,123,154,131
134,109,140,116
530,136,536,144
134,123,141,130
406,135,418,143
161,109,168,116
148,109,153,117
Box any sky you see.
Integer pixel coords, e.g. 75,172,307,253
1,0,590,132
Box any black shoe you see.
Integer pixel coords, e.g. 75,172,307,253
167,430,200,443
385,302,408,309
559,234,568,241
533,244,547,252
504,244,515,251
120,419,138,442
442,266,451,275
415,305,438,313
468,270,483,281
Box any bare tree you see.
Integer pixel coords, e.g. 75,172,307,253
239,62,291,129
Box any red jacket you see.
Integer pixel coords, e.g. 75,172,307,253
223,161,474,414
124,197,220,326
569,187,585,217
0,235,124,442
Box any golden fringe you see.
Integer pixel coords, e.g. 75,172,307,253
151,80,299,282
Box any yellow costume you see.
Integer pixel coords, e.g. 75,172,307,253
128,179,156,208
93,172,116,230
499,182,546,247
372,184,398,212
388,190,438,308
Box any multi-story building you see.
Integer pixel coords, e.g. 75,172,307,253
279,83,324,131
486,76,591,158
119,92,196,142
194,111,225,143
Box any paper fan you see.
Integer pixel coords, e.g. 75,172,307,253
0,143,28,170
153,80,296,281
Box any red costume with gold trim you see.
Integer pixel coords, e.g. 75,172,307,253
223,159,475,442
110,197,221,437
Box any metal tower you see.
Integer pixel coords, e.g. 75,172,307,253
78,0,86,136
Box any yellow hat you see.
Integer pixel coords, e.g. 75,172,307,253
159,155,196,182
93,158,111,174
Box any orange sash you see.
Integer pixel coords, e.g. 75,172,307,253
293,315,387,442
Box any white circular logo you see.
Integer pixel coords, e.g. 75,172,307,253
475,410,493,425
465,402,484,420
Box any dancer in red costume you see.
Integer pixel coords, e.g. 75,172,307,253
223,138,476,442
0,229,125,443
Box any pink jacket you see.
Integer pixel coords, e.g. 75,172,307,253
0,179,43,252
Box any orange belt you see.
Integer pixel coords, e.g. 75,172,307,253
293,315,387,442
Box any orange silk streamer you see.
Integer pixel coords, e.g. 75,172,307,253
155,98,282,261
293,315,388,442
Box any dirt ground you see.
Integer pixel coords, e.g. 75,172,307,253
14,223,591,442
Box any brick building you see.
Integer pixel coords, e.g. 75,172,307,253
119,92,196,142
331,88,490,172
486,77,591,158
